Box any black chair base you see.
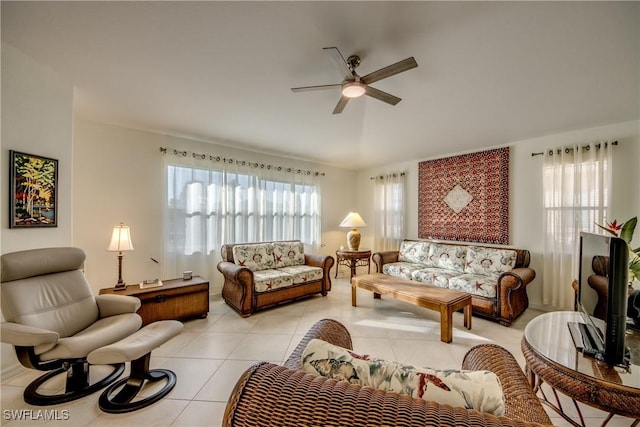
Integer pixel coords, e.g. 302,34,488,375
97,353,177,413
24,363,125,406
98,369,177,413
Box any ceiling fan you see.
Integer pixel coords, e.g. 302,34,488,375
291,47,418,114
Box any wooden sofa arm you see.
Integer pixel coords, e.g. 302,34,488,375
223,362,549,427
499,267,536,290
463,344,552,425
372,250,400,272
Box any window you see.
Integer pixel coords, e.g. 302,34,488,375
372,172,406,251
167,164,321,258
541,142,613,309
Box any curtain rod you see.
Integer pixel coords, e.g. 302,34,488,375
159,147,325,176
370,172,406,180
531,141,618,157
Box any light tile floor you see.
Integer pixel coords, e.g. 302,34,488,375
1,277,634,426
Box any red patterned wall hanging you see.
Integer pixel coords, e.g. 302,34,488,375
418,147,509,245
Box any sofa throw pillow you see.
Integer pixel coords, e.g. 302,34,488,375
429,244,467,273
232,243,275,271
273,241,305,268
398,241,432,266
464,247,517,278
302,339,505,416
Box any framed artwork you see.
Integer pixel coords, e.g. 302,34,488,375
418,147,509,245
9,150,58,228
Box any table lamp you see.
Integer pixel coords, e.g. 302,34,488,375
339,212,367,251
108,222,134,289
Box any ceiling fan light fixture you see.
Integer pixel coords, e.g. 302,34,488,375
342,81,366,98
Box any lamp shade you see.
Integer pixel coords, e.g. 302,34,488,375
339,212,367,228
342,81,366,98
108,223,134,252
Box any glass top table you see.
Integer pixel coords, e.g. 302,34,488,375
522,311,640,424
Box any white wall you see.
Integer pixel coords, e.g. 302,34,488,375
357,120,640,311
1,43,74,253
73,120,358,295
1,42,75,374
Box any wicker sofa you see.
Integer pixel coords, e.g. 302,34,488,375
217,240,334,316
223,319,552,426
373,239,536,326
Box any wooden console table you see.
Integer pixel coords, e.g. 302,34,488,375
522,311,640,426
351,273,471,343
335,249,371,280
100,276,209,325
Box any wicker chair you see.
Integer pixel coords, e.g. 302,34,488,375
223,319,553,426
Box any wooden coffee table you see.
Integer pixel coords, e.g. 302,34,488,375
351,273,472,343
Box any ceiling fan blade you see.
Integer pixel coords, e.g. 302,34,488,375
365,86,402,106
291,84,342,93
332,96,349,114
323,47,353,78
361,57,418,85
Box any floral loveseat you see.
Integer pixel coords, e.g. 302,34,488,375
217,240,334,316
372,239,535,326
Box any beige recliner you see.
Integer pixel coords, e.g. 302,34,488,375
1,247,142,406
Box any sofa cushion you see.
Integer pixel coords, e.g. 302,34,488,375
253,269,294,292
429,244,466,273
279,265,323,284
302,339,505,416
273,241,305,268
411,268,458,289
398,241,432,265
449,274,498,298
232,243,275,272
464,246,517,278
382,262,426,280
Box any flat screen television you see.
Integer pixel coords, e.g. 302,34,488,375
572,231,629,366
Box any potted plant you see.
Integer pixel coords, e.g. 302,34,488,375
597,216,640,284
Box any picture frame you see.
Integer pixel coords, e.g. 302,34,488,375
9,150,58,228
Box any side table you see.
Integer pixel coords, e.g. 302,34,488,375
100,276,209,326
335,249,371,280
522,311,639,426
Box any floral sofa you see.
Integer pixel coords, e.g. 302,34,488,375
217,240,334,316
372,239,535,326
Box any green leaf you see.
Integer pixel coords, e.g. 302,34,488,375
629,250,640,282
620,216,637,244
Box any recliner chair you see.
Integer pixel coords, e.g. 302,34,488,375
1,247,142,405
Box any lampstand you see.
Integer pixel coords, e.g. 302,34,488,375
339,212,367,251
107,222,134,290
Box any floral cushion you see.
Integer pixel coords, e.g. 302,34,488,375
464,247,516,278
398,241,432,265
382,262,426,280
232,243,275,271
253,269,294,292
411,268,457,289
273,241,305,268
279,265,323,284
449,274,498,298
302,339,505,416
429,244,466,273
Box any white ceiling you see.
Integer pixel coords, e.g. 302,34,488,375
2,1,639,170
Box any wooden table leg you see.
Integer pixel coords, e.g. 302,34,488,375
441,306,453,343
351,285,357,307
464,303,472,330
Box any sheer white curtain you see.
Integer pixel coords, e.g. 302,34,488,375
542,142,613,309
162,152,322,289
372,172,406,251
